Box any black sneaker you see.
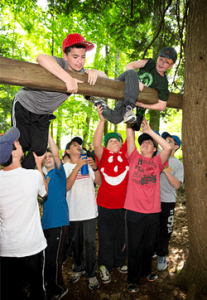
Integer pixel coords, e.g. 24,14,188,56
89,96,107,108
146,272,158,282
128,283,139,293
131,107,146,131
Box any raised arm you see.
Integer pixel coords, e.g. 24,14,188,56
48,133,61,170
141,119,171,164
36,54,83,93
126,124,136,156
33,152,48,196
93,105,105,161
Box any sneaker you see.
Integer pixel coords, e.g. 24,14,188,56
157,256,167,271
91,97,107,109
99,265,111,284
70,271,84,283
146,272,158,282
123,106,137,123
131,107,146,131
117,265,128,274
51,288,68,300
128,283,139,293
88,276,100,290
131,114,143,130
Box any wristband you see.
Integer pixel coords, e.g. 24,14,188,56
93,167,99,172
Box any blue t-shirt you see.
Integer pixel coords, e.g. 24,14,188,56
41,163,69,230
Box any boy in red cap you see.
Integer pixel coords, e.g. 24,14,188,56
12,33,107,169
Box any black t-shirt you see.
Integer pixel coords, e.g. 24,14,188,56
137,58,169,101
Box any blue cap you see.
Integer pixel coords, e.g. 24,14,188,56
0,127,20,164
162,132,181,148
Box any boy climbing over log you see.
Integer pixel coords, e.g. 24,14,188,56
12,33,107,169
95,47,177,128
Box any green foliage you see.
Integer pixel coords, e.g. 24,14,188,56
0,0,187,149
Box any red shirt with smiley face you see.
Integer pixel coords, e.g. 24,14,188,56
96,141,129,208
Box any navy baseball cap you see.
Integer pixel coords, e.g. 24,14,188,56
158,47,177,64
0,127,20,164
162,132,181,148
138,133,157,149
65,136,83,150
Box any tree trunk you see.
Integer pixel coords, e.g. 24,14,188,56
175,0,207,298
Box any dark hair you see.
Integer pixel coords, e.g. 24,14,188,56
64,44,86,55
1,144,17,167
62,152,70,159
46,148,52,154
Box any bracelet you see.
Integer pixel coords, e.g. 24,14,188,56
93,167,99,172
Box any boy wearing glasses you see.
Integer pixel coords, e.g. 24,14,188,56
156,131,184,271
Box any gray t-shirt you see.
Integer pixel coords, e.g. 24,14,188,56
15,56,85,115
160,155,184,203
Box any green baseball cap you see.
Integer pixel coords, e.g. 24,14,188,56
104,132,120,147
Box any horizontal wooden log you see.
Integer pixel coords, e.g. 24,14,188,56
0,57,183,109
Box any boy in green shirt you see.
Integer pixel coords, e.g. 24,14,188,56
95,47,177,128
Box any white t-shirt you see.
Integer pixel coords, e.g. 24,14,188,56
0,167,47,257
64,163,98,221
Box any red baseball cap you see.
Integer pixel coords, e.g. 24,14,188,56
62,33,94,53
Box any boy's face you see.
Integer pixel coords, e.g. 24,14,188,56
165,136,178,152
140,139,156,157
44,151,54,169
106,138,121,153
156,56,174,76
63,47,86,72
67,142,82,156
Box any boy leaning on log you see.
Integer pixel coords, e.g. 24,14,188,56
95,47,177,128
12,33,107,169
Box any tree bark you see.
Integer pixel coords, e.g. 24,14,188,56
175,0,207,298
0,56,183,109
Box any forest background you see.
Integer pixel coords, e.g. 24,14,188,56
0,0,185,157
1,1,207,299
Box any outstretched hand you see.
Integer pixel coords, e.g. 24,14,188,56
140,118,151,134
97,104,105,121
33,152,46,170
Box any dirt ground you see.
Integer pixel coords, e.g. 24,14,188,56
24,186,207,299
60,186,190,300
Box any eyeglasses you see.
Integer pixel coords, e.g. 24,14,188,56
166,139,177,146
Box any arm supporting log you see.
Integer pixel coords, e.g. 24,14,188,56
0,57,183,109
